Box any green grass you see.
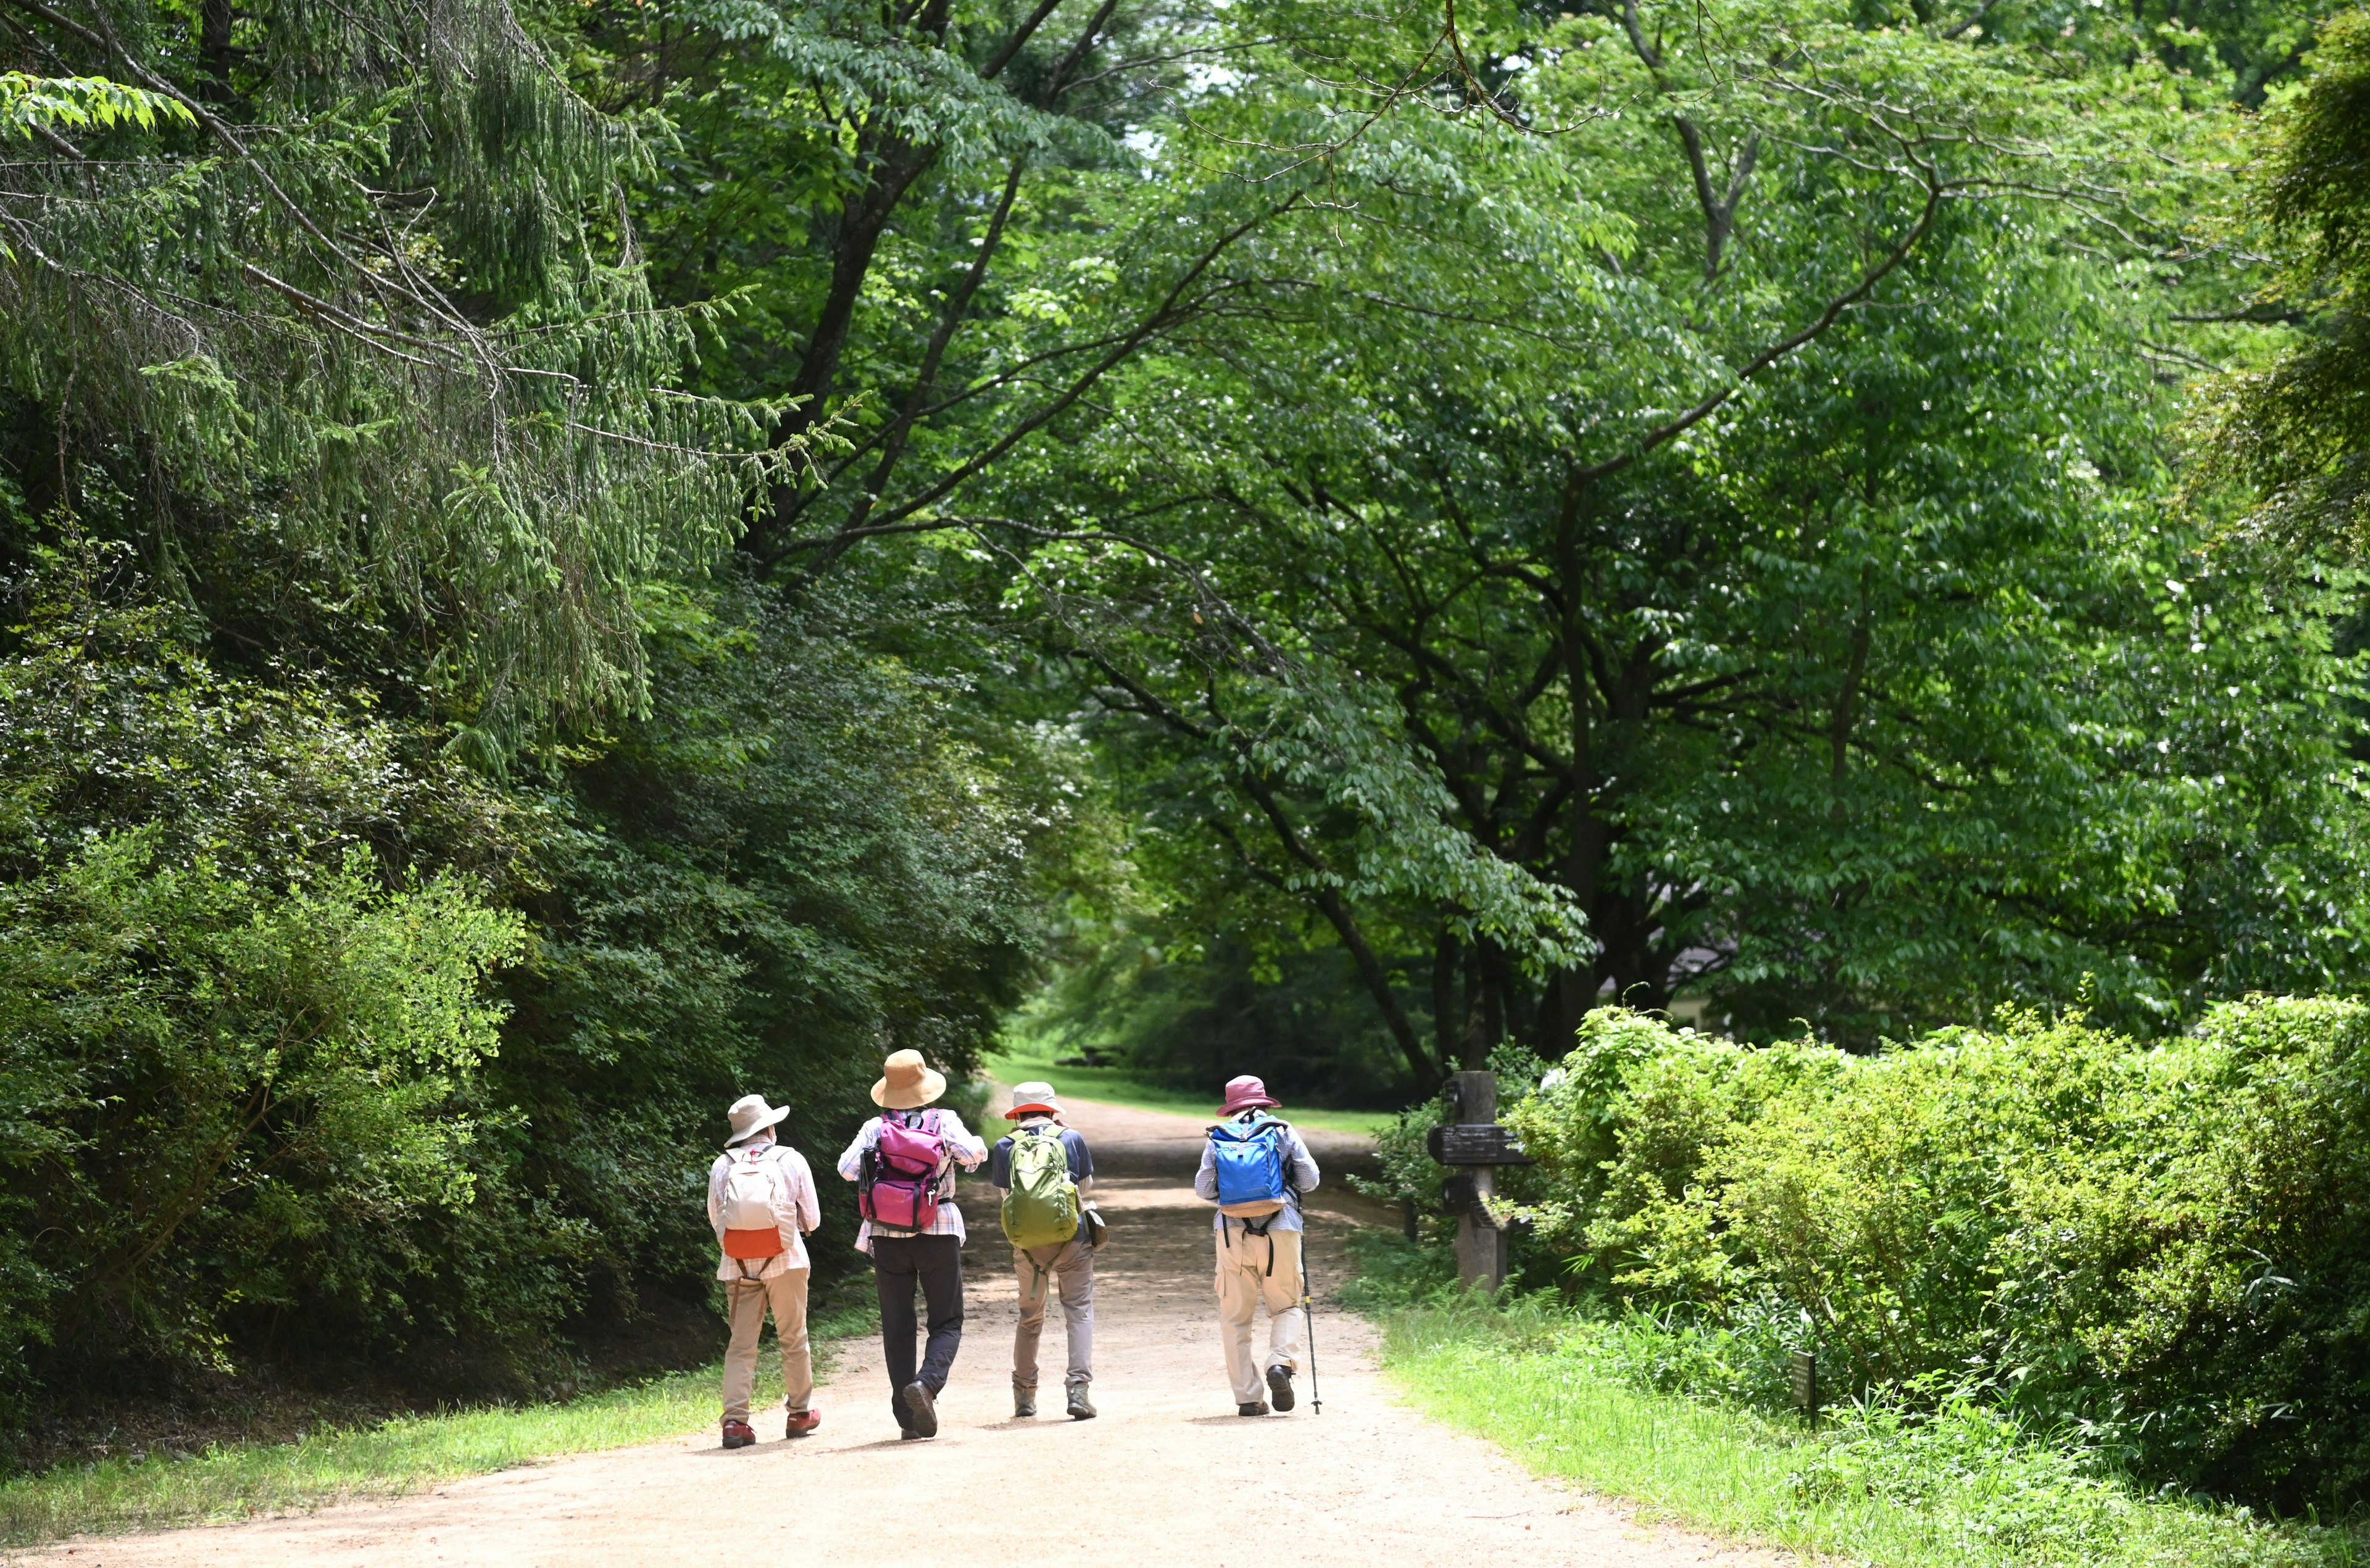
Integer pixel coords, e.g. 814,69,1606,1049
0,1305,877,1549
982,1039,1398,1137
1376,1303,2363,1568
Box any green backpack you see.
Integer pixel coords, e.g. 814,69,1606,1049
1001,1124,1081,1253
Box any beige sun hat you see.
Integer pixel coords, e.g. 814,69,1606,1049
872,1048,948,1110
725,1093,790,1147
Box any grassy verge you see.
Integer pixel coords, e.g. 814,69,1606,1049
981,1040,1398,1137
0,1303,878,1549
1351,1251,2360,1568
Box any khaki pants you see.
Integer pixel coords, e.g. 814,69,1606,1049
721,1267,813,1422
1012,1236,1095,1388
1213,1226,1305,1405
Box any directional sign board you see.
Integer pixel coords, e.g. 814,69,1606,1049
1791,1350,1820,1425
1425,1122,1534,1166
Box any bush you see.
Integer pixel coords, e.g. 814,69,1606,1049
1502,1003,2370,1509
0,836,522,1412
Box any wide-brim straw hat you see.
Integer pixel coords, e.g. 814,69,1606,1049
1004,1081,1063,1119
725,1093,791,1147
873,1048,948,1110
1220,1074,1280,1116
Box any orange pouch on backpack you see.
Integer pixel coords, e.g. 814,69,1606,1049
723,1228,784,1259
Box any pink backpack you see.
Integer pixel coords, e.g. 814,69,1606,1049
860,1110,947,1231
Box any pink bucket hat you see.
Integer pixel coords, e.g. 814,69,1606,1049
1220,1075,1280,1116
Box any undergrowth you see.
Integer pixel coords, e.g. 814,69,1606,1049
0,1302,878,1549
1348,1232,2366,1568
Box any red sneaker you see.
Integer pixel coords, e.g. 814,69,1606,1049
721,1419,756,1450
786,1408,821,1438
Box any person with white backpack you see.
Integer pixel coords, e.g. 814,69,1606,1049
836,1048,988,1440
1195,1075,1321,1416
988,1080,1101,1421
707,1093,823,1450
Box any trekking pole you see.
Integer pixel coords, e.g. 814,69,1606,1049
1300,1242,1322,1414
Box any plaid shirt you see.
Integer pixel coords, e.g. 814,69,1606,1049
836,1110,988,1253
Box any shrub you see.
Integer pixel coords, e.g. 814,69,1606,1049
1501,1003,2370,1509
0,836,522,1411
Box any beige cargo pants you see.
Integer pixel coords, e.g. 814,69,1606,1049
1213,1223,1305,1405
721,1268,813,1421
1012,1236,1096,1388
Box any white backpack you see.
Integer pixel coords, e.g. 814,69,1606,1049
722,1144,792,1230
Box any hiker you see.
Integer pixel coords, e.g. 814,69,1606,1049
836,1048,988,1440
988,1080,1098,1421
1195,1074,1321,1417
708,1093,823,1450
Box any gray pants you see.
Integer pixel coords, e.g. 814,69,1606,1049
1012,1237,1094,1387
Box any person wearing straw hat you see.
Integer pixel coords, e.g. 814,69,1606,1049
836,1048,988,1440
1195,1074,1320,1416
708,1093,822,1450
987,1080,1099,1421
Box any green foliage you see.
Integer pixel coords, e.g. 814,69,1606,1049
2197,9,2370,562
0,551,533,1411
0,73,189,139
1501,1003,2370,1508
1381,1306,2368,1568
0,0,770,745
975,0,2370,1092
0,838,522,1404
486,577,1055,1298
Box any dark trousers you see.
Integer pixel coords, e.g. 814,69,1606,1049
871,1233,964,1417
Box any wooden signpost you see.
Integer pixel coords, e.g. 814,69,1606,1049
1428,1069,1533,1290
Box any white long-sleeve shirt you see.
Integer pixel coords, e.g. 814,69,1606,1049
837,1109,989,1253
707,1135,821,1280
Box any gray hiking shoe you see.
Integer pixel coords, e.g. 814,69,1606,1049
1013,1383,1038,1419
1066,1384,1097,1421
1266,1364,1295,1412
1236,1401,1270,1417
902,1380,939,1439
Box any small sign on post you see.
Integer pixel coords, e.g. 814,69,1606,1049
1790,1348,1819,1426
1425,1123,1534,1166
1434,1069,1515,1292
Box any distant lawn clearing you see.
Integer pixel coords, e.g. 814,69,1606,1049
1,1308,875,1551
982,1040,1399,1137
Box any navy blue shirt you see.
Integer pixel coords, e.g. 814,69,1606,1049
988,1120,1094,1189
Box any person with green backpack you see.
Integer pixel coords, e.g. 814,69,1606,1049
988,1081,1100,1421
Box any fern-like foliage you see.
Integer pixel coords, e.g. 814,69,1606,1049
0,0,780,756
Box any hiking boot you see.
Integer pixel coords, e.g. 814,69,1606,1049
1266,1364,1296,1412
1013,1383,1037,1419
721,1418,757,1450
1066,1385,1097,1421
1236,1401,1270,1417
902,1381,939,1439
786,1408,821,1438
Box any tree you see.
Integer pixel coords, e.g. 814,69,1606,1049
0,0,764,750
955,0,2370,1077
2197,7,2370,562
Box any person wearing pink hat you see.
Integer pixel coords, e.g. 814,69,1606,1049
1194,1074,1321,1416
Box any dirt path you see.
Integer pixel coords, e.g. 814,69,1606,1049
22,1096,1773,1568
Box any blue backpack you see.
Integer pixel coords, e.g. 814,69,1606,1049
1208,1114,1293,1218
